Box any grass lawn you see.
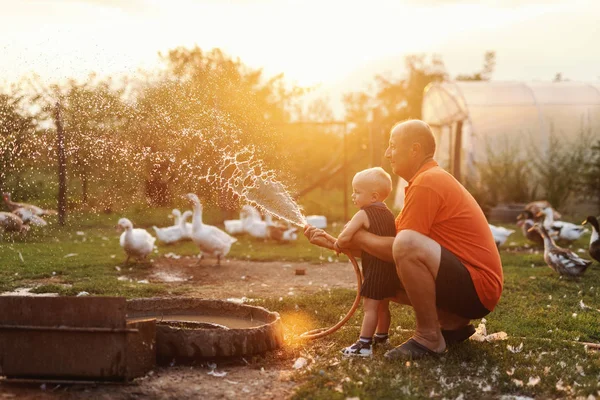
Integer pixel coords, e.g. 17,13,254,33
0,208,599,398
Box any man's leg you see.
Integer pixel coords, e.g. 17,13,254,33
437,309,471,331
390,295,470,330
392,229,445,353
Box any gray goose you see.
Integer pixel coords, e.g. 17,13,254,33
528,223,591,277
0,212,29,233
2,192,57,216
516,210,543,245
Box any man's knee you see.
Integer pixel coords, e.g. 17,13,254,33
392,230,422,262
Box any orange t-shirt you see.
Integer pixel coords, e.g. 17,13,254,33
395,160,503,311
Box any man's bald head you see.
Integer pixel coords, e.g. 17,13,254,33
390,119,436,158
385,119,436,180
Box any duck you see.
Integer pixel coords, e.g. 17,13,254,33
516,210,543,245
2,192,57,216
306,215,327,229
537,207,586,243
265,214,298,242
0,212,29,234
12,207,48,227
528,223,591,277
488,224,515,247
186,193,237,266
582,216,600,263
525,200,561,220
117,218,156,264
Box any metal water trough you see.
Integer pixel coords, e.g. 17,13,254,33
0,296,155,382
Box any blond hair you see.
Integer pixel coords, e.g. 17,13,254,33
353,167,392,201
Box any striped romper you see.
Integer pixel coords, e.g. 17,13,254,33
360,202,402,300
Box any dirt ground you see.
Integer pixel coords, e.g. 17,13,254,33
0,258,359,400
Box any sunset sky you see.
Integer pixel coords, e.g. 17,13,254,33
1,0,598,93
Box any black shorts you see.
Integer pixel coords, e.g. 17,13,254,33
435,247,490,319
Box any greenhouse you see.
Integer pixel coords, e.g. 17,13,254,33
422,81,600,181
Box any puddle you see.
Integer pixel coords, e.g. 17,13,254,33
151,271,189,282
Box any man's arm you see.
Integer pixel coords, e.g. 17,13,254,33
304,224,395,261
351,230,395,263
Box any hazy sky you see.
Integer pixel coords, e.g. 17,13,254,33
1,0,598,91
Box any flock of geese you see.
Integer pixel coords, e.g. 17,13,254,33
117,193,317,266
2,192,597,276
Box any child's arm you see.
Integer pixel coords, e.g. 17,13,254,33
303,225,337,250
335,210,369,250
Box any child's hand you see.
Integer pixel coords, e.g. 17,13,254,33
333,240,343,256
305,225,334,249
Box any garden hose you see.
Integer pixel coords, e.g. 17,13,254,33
299,251,362,340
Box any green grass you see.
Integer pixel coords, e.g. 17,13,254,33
257,263,600,399
0,208,599,398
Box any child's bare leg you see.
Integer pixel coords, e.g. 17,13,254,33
360,297,381,339
375,298,391,334
341,297,379,356
374,298,392,344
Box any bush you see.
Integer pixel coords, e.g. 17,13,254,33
528,130,594,211
473,136,536,207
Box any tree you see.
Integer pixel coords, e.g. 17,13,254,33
125,46,306,206
456,51,496,81
339,54,447,198
0,92,37,198
51,76,130,206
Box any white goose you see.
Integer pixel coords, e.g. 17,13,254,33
153,210,193,244
180,210,193,240
306,215,327,229
117,218,156,264
224,219,244,235
488,224,515,247
241,205,269,239
537,207,586,243
171,209,182,225
153,223,184,244
186,193,237,266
